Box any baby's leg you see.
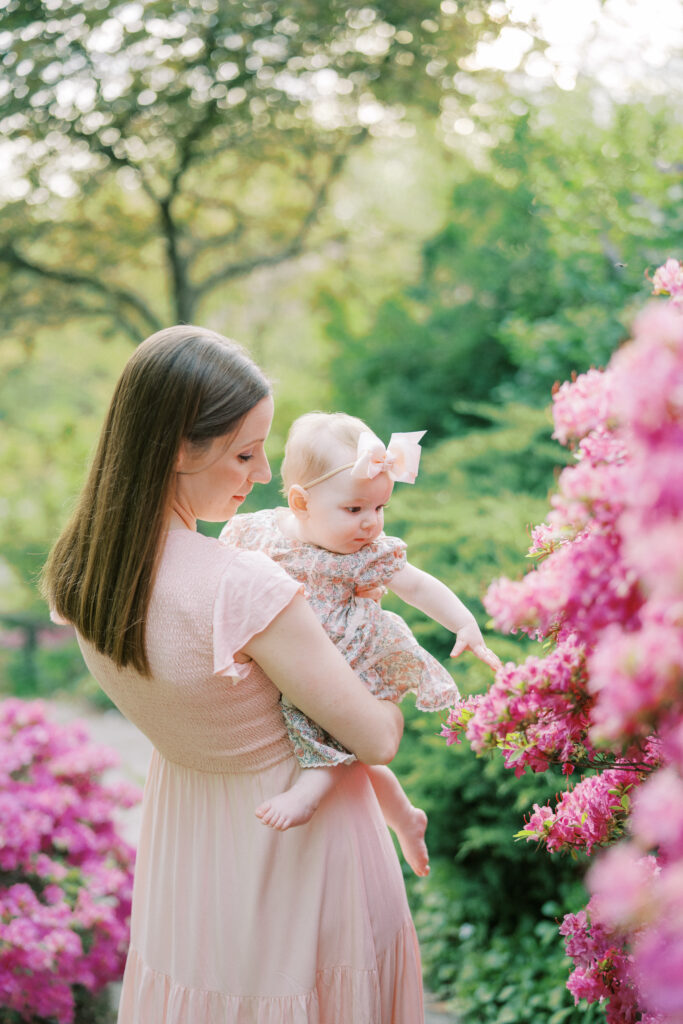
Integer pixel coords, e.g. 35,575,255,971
366,765,429,877
255,765,340,831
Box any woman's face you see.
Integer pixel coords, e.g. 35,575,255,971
174,395,273,525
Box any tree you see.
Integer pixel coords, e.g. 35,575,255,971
0,0,504,343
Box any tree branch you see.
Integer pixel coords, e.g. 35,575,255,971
194,144,360,298
158,196,195,323
0,243,163,338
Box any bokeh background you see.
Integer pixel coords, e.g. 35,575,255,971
1,1,682,1019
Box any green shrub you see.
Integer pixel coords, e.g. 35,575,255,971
409,862,601,1023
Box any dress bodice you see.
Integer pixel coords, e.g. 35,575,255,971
76,531,301,773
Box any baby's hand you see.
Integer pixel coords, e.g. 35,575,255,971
355,583,387,603
450,621,502,673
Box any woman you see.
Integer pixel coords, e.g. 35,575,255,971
41,326,423,1023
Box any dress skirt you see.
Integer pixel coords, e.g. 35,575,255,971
117,751,424,1024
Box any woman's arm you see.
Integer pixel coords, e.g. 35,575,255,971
389,562,502,671
242,593,404,765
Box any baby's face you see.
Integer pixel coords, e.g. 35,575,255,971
298,470,394,554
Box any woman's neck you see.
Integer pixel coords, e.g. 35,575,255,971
168,503,196,531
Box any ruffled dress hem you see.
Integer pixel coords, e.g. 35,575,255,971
119,917,422,1024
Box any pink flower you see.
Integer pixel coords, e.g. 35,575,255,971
629,768,683,857
519,769,639,854
576,426,631,466
622,514,683,602
560,900,640,1021
651,258,683,303
552,368,618,445
634,917,683,1015
446,261,683,1024
0,698,139,1022
588,619,683,743
588,844,659,929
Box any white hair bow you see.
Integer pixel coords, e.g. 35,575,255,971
350,430,426,484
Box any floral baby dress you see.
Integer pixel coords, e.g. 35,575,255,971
220,509,460,767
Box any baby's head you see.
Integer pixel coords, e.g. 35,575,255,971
281,412,369,493
282,412,395,555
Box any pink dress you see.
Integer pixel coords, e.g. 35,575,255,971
220,509,460,767
72,530,423,1024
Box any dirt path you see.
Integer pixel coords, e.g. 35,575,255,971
53,698,458,1023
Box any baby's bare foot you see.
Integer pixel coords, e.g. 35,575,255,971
395,807,429,877
254,790,319,831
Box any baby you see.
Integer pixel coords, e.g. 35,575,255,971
220,412,500,876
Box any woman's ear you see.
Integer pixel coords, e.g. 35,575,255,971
175,440,192,474
288,485,310,518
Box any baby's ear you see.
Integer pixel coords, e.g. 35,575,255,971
288,485,310,517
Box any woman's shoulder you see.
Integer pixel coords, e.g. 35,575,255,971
163,527,288,584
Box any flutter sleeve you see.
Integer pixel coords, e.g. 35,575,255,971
355,534,408,586
213,549,303,681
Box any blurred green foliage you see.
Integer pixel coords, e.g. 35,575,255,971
413,861,601,1023
0,327,132,618
328,91,683,436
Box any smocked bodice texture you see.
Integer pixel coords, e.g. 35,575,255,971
76,531,301,773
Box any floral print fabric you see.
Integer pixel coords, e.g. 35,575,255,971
220,509,460,767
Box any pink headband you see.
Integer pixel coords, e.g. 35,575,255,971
302,430,426,489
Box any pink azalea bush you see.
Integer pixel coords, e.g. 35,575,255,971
0,698,140,1023
442,260,683,1023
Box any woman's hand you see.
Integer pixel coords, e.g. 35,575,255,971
450,621,502,673
355,583,387,603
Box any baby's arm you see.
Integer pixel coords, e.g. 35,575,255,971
389,562,501,671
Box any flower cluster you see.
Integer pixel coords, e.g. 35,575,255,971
443,262,683,1023
651,257,683,307
443,635,594,776
0,698,140,1023
558,898,667,1024
517,767,641,855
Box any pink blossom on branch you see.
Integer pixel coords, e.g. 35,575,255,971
588,839,683,1022
650,258,683,306
442,634,596,775
559,902,642,1024
444,261,683,1023
551,367,618,446
517,768,642,854
486,524,643,649
588,615,683,744
0,698,140,1024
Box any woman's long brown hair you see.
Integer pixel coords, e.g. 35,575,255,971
40,325,270,675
